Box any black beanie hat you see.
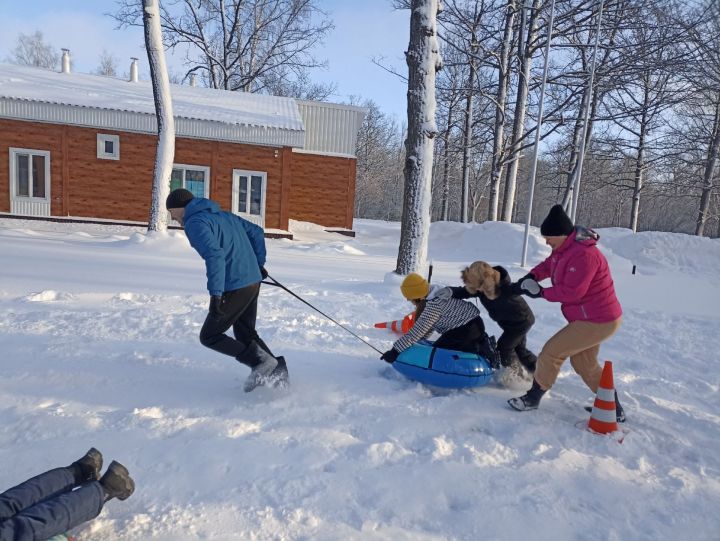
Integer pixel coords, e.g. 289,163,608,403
540,204,574,236
166,188,194,210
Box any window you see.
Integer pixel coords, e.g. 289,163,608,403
170,164,210,199
232,169,266,226
10,148,50,200
97,134,120,160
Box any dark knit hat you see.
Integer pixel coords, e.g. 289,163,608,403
540,204,574,236
166,188,194,209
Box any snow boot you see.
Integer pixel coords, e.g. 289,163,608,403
508,379,546,411
267,356,290,389
99,461,135,501
585,391,626,423
70,447,103,483
243,342,279,393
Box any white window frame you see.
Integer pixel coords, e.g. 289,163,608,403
171,164,210,199
97,134,120,160
232,169,267,227
9,147,51,201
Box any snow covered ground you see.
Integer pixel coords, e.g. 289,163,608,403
1,216,718,541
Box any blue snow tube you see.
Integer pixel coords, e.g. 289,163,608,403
392,342,495,388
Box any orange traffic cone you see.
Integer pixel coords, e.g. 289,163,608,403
587,360,618,435
374,312,415,334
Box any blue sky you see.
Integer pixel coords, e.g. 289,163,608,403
0,0,409,121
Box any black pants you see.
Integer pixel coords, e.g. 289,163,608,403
199,283,273,367
496,321,536,368
433,317,486,354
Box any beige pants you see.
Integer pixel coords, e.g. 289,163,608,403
535,319,622,391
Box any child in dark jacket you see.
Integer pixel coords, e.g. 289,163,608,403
449,261,537,372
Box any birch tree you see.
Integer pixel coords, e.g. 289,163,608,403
114,0,332,98
95,50,119,77
144,0,176,233
487,0,516,221
8,31,58,69
602,8,689,232
685,3,720,236
396,0,443,275
500,0,542,222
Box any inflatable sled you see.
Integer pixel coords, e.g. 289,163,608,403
393,342,495,388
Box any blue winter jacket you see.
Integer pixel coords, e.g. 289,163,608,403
183,197,266,296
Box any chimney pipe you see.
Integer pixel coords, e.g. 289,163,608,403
189,73,197,87
129,58,139,82
61,49,71,74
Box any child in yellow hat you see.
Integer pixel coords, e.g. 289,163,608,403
381,273,487,363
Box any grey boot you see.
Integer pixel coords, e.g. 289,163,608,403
243,342,279,393
267,356,290,389
100,461,135,501
70,447,103,483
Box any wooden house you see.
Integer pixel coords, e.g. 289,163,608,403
0,61,366,236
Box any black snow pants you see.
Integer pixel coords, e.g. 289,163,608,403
496,321,536,370
199,282,274,367
433,317,486,354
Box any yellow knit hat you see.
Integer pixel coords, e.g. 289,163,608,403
400,273,430,300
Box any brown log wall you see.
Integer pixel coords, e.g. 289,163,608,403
0,118,356,230
288,152,355,229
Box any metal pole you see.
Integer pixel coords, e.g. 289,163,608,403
570,0,605,223
521,0,556,267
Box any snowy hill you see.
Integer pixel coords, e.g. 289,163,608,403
1,217,718,540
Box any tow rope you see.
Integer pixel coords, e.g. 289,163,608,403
262,274,384,355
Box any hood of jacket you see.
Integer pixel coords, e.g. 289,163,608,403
184,197,220,221
493,265,511,286
555,226,599,254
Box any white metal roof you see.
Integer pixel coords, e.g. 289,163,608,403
295,100,367,158
0,63,305,147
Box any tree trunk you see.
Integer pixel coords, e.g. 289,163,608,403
488,0,515,222
695,99,720,236
441,106,453,221
629,82,650,233
144,0,176,233
396,0,442,275
560,102,585,209
500,0,540,222
460,38,477,223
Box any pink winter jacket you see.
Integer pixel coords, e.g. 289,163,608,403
531,227,622,323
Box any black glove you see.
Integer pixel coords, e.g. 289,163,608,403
518,277,543,298
260,266,269,280
381,349,400,364
508,273,538,297
209,295,225,319
508,281,524,296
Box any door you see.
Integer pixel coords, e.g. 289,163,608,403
232,170,266,227
9,148,51,217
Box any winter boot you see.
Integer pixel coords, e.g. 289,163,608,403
508,379,546,411
70,448,103,483
267,356,290,389
99,461,135,501
584,390,626,423
243,342,279,393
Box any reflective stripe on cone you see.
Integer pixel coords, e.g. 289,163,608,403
587,360,618,435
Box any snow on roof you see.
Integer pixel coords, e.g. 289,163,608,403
0,63,304,135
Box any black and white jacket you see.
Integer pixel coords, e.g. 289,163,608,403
393,284,480,352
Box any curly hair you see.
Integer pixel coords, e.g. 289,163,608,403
461,261,501,300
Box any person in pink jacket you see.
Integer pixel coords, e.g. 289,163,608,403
507,204,625,421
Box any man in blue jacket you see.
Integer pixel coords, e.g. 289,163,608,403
166,188,288,392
